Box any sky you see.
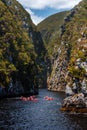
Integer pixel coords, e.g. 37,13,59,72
17,0,82,25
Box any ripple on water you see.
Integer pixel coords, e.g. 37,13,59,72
0,89,87,130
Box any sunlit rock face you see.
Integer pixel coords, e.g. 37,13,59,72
46,0,87,92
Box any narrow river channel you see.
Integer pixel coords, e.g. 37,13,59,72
0,89,87,130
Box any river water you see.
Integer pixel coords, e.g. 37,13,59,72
0,89,87,130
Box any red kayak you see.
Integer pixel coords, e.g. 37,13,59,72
44,96,54,101
20,95,38,102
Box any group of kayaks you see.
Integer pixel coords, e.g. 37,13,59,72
20,96,38,102
20,95,55,102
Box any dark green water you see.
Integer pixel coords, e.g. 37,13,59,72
0,89,87,130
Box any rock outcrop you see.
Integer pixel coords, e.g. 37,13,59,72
61,93,87,113
47,44,69,91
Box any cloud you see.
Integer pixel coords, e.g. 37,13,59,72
17,0,82,10
26,9,44,25
17,0,82,24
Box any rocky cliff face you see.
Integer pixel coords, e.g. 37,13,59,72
47,42,69,91
0,0,46,97
38,11,69,90
47,0,87,92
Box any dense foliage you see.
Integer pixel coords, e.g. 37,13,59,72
61,0,87,83
0,0,45,95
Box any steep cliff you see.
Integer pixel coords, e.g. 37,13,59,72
47,0,87,92
0,0,46,97
5,0,47,88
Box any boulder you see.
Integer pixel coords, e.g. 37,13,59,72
61,93,87,113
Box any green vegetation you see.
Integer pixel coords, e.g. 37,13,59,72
38,11,68,43
38,11,69,58
0,0,45,94
61,0,87,82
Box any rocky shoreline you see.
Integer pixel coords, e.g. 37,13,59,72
61,93,87,113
